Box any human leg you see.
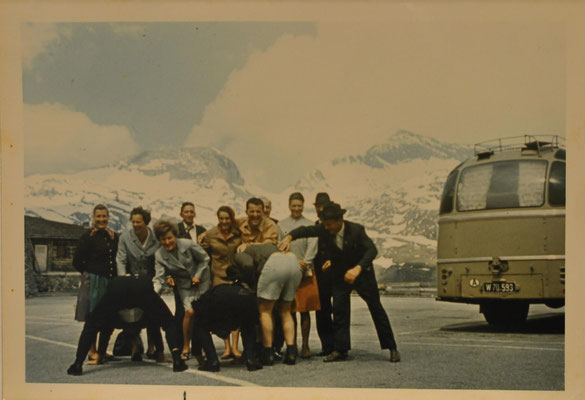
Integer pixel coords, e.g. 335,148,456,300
257,298,276,365
279,301,298,365
300,312,311,358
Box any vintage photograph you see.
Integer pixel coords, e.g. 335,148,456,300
2,2,584,399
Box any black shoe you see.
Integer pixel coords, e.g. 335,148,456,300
146,351,157,360
317,349,333,357
246,358,263,371
261,347,274,366
389,349,401,363
194,354,206,366
323,350,348,363
66,363,83,376
198,360,220,372
103,354,120,362
283,345,298,365
171,350,188,372
131,352,143,362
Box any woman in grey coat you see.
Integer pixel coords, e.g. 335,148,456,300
153,220,210,360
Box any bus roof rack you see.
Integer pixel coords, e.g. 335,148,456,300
474,135,565,157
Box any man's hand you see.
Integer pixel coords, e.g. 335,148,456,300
278,235,292,252
192,276,201,286
237,243,248,253
166,276,175,287
344,265,362,284
322,260,332,271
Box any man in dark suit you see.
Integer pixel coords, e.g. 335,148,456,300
66,275,188,376
279,201,400,363
311,192,335,356
177,202,207,240
175,201,207,362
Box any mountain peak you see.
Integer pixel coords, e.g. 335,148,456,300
123,146,244,184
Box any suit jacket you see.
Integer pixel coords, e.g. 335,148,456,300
153,238,211,300
116,227,160,278
288,220,377,275
177,222,206,241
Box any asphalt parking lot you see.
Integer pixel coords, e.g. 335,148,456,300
23,293,564,393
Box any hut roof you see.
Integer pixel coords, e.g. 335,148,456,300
25,216,87,240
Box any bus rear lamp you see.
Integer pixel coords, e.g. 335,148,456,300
560,266,565,284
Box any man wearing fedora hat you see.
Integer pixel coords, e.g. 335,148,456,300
279,201,400,363
310,192,335,356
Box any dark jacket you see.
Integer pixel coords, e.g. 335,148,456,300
177,222,206,240
72,229,119,278
288,220,377,274
229,243,279,290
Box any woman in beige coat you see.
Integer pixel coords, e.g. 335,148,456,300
200,205,243,359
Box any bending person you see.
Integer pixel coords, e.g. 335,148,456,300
153,220,210,361
235,244,304,365
66,275,188,375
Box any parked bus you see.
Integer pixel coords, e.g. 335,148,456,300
436,135,565,325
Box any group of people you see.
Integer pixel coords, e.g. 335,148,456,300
67,192,400,377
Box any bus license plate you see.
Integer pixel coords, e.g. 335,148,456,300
483,281,516,293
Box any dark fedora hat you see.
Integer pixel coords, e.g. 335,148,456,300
318,201,346,220
314,192,331,206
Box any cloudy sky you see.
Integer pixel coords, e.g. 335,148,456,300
22,20,565,191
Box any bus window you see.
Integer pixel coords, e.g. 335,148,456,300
548,161,565,206
457,160,547,211
439,170,458,214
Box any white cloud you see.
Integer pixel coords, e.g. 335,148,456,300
24,103,140,175
185,21,564,191
21,23,72,69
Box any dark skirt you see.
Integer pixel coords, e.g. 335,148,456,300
74,272,109,321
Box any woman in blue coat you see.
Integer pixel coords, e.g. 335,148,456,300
153,220,210,360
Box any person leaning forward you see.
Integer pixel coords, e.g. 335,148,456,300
66,275,188,376
279,201,401,363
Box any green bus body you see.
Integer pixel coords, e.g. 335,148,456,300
436,136,565,324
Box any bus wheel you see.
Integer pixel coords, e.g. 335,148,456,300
480,301,529,326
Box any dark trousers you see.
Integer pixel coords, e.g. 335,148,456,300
74,278,179,365
331,269,397,352
314,265,334,353
194,284,259,363
173,285,202,356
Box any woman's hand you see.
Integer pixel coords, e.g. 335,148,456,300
298,259,308,271
166,276,175,287
192,276,201,286
197,232,206,244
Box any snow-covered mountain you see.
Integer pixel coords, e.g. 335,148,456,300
25,147,259,231
24,131,473,267
287,130,472,265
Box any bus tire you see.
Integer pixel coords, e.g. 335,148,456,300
480,301,529,326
